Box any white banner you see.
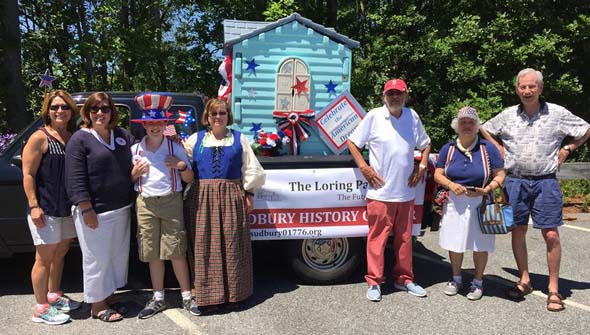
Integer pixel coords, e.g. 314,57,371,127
250,168,370,240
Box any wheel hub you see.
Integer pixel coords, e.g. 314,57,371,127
301,238,349,272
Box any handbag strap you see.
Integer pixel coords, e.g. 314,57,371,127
479,193,489,214
497,187,509,204
479,143,491,188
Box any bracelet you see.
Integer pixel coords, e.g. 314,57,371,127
81,207,94,215
178,164,188,172
30,205,40,209
419,163,427,170
446,181,453,189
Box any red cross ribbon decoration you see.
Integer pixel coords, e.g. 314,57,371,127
272,109,314,155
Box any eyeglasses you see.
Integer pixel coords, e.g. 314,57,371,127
89,105,112,114
49,104,71,111
210,111,227,117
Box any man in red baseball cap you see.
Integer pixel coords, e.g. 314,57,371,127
348,78,431,301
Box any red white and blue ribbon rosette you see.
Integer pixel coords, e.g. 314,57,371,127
272,109,314,155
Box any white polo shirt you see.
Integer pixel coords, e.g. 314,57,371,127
349,106,430,202
131,137,192,197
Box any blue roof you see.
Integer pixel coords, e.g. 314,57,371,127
223,13,360,54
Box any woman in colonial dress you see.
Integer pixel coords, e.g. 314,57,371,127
184,98,265,310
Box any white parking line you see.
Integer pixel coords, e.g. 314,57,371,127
121,287,206,334
413,251,590,312
528,219,590,232
163,309,206,335
562,224,590,232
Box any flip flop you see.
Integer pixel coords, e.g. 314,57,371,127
92,308,123,322
506,281,533,299
547,292,565,312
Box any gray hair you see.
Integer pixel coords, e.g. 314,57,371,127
515,68,544,88
451,117,481,134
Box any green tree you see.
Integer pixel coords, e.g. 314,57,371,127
8,0,590,163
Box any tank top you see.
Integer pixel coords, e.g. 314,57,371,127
33,127,70,217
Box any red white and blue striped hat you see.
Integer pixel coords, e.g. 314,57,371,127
132,93,175,123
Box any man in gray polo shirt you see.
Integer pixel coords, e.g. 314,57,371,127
481,68,590,312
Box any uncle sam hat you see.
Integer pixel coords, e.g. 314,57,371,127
132,93,175,123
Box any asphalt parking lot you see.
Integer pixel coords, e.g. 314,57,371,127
1,213,590,335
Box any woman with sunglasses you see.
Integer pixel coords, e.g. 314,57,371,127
23,90,80,325
65,92,135,322
184,99,265,312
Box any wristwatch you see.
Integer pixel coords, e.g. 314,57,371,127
562,145,572,153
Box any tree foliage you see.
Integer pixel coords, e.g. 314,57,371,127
3,1,590,158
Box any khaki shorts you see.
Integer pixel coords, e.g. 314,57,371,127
136,192,187,262
27,214,77,245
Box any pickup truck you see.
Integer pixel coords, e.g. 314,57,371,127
0,91,437,284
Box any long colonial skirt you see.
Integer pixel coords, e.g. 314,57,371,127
184,179,253,306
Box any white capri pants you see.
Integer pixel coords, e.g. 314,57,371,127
73,205,131,303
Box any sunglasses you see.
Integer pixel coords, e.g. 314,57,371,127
49,104,71,111
210,111,227,117
384,90,404,97
89,105,112,114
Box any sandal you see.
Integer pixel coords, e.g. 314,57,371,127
109,302,129,315
506,281,533,299
547,292,565,312
92,308,123,322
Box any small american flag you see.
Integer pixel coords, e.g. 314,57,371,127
163,124,177,136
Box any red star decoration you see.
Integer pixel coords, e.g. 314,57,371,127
291,77,309,96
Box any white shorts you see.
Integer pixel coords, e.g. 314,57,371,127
27,214,77,245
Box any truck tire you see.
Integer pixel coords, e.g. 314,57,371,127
288,237,363,284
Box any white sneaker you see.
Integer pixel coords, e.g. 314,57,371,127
467,284,483,300
366,285,382,302
31,305,70,325
443,280,463,296
50,294,81,312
